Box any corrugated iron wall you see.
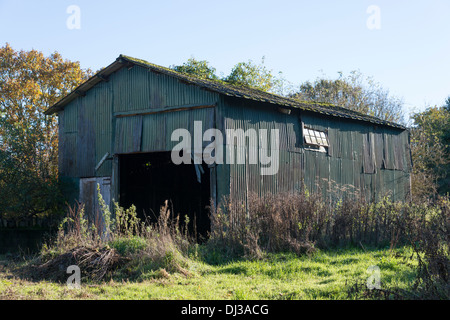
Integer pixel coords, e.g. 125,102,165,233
58,79,113,179
112,66,218,113
303,112,411,202
59,65,219,176
58,64,411,208
219,96,411,203
219,97,304,202
58,64,220,205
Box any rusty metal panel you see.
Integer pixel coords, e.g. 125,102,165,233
93,82,113,177
58,81,114,179
76,98,96,177
393,134,404,171
221,103,411,203
62,99,78,134
300,113,411,201
73,83,113,178
114,115,143,154
221,97,304,201
140,107,215,153
141,113,167,152
62,133,77,177
58,100,79,177
112,65,219,113
58,110,66,175
362,132,376,174
374,132,384,170
383,133,395,170
112,66,151,112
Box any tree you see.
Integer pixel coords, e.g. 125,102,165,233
291,70,405,124
0,43,92,223
172,56,291,95
444,96,450,112
171,57,218,80
224,57,279,93
410,104,450,198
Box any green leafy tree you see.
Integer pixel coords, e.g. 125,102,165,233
410,104,450,197
292,70,405,124
0,43,92,223
171,57,218,80
445,96,450,111
224,57,275,92
172,56,291,95
224,57,291,95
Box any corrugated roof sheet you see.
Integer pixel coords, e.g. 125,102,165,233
44,54,405,129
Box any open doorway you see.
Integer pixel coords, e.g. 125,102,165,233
118,152,211,240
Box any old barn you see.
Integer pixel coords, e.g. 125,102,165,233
44,55,412,237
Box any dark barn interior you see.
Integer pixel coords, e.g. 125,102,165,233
118,152,211,240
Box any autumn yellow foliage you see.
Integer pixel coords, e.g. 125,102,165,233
0,43,92,222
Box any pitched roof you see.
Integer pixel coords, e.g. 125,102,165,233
44,55,405,129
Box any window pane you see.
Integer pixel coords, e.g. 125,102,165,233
303,127,329,148
305,135,312,144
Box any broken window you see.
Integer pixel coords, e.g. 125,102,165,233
303,126,329,152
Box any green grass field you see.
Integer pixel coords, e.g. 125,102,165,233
0,246,418,300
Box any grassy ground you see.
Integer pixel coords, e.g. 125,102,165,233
0,246,418,300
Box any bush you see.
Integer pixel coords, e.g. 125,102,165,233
109,236,148,256
208,190,449,299
405,197,449,299
208,191,449,255
37,186,195,282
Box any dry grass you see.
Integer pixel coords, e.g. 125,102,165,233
9,184,448,299
207,190,449,299
22,246,127,283
30,187,195,283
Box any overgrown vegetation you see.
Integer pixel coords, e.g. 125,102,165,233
0,44,92,224
206,191,449,299
7,185,445,300
410,104,450,197
29,186,193,283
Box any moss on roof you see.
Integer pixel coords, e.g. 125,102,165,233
119,55,405,129
45,54,405,129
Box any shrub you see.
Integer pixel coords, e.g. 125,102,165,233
109,236,148,256
208,191,449,257
37,186,195,282
208,190,449,299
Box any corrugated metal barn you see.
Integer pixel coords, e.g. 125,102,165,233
45,55,412,237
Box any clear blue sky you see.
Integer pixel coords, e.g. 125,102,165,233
1,0,449,120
